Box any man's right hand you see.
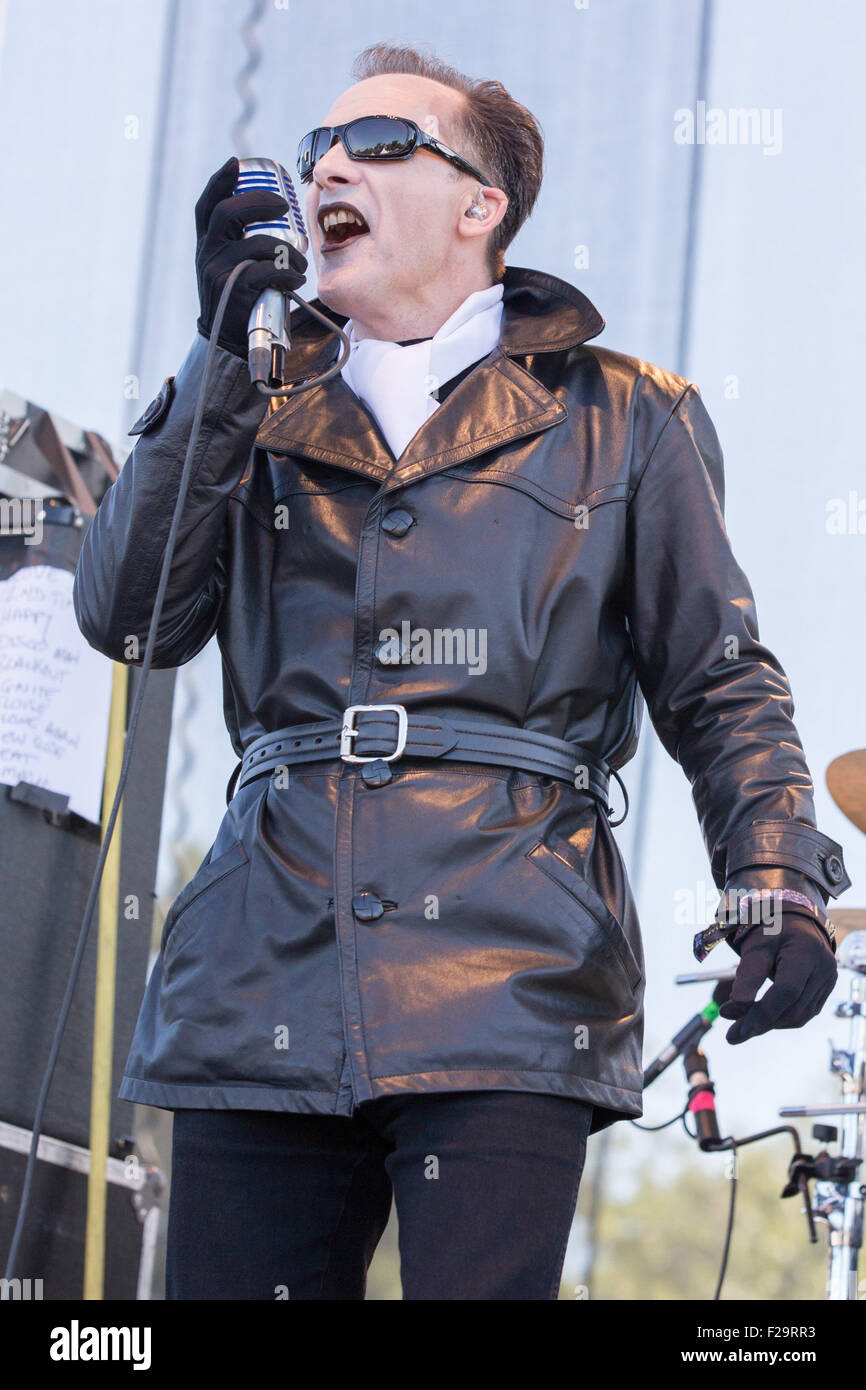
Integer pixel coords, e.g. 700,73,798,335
195,155,308,359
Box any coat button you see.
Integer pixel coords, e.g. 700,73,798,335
128,376,175,436
352,892,385,921
824,854,844,884
381,508,415,538
361,759,392,787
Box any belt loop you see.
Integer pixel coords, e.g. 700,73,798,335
606,767,629,827
226,760,241,805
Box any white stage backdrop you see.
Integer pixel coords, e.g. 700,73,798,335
0,0,863,1138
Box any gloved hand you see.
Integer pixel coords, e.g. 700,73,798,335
194,155,308,358
719,910,837,1044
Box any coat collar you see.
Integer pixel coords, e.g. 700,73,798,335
254,265,605,486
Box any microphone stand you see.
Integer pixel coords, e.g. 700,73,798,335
643,949,866,1299
779,930,866,1300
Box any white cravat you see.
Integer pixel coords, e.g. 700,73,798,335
340,283,504,460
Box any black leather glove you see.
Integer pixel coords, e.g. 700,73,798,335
719,910,837,1044
194,155,308,358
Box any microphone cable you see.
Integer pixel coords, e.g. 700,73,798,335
3,263,349,1281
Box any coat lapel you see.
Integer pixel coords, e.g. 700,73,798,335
254,347,569,488
253,265,604,489
256,370,395,483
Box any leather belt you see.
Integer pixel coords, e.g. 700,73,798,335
229,704,627,824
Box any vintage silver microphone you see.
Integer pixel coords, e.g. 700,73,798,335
234,158,309,386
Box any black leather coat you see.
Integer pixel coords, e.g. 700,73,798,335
73,266,850,1133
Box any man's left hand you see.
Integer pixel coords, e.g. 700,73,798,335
719,911,837,1044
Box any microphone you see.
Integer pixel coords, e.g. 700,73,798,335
234,157,309,386
642,978,733,1088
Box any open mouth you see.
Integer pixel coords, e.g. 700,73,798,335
318,201,370,252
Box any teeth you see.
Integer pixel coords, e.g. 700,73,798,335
321,208,366,232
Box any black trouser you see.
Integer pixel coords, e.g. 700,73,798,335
165,1090,594,1300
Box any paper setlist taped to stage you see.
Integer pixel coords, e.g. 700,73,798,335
0,564,113,824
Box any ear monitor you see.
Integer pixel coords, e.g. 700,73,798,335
465,188,489,220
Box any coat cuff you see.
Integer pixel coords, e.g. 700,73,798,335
720,866,829,918
714,819,850,900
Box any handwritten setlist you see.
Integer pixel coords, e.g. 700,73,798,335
0,564,112,824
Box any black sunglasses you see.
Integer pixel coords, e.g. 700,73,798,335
297,114,490,187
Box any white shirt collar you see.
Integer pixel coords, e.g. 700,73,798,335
340,283,505,460
343,281,504,351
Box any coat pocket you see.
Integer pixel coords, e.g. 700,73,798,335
160,839,249,961
526,838,642,993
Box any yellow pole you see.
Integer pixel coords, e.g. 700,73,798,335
83,659,128,1299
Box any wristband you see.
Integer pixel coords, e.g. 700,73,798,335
693,887,837,962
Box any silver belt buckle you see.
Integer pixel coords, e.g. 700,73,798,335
340,703,409,763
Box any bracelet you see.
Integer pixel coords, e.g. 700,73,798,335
692,887,836,963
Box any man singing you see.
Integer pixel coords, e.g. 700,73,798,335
73,42,849,1300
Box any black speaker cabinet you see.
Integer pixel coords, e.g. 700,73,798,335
0,1120,165,1300
0,505,175,1297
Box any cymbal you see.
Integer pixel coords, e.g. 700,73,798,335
828,909,866,942
826,750,866,835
